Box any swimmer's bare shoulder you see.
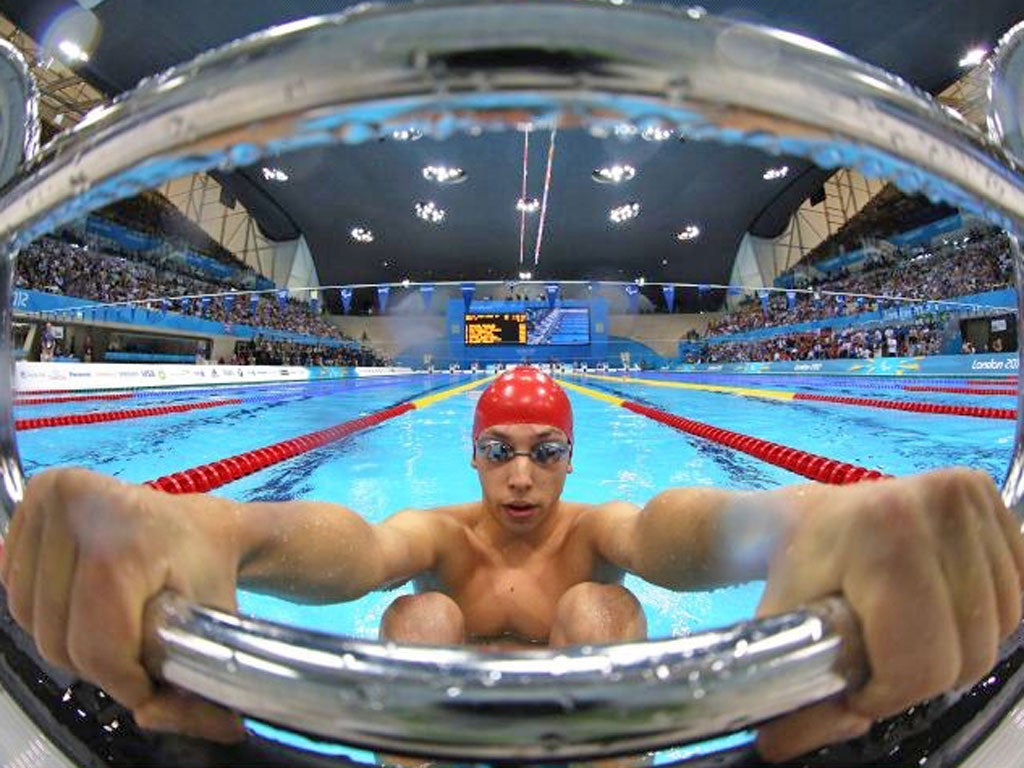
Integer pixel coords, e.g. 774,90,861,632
569,499,642,578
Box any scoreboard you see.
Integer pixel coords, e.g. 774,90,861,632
464,312,528,345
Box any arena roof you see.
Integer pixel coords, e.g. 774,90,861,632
1,0,1021,291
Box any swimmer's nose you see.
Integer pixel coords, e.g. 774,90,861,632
506,455,534,489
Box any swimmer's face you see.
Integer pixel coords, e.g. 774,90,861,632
472,423,573,533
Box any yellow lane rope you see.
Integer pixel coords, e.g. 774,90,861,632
574,372,798,401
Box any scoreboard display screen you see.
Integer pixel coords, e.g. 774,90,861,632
464,307,591,346
464,312,528,345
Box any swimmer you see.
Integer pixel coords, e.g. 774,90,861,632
2,366,1023,762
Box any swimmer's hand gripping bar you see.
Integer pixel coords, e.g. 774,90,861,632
141,591,865,760
0,0,1023,761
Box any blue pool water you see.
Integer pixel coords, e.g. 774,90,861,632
15,370,1019,763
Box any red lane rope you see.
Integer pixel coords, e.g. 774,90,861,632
15,392,134,406
793,392,1016,420
623,401,887,484
901,385,1017,396
146,403,415,494
15,399,242,431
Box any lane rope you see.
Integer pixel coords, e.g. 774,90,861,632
15,399,243,431
14,392,135,406
558,379,887,484
791,392,1015,419
146,377,492,494
579,373,1016,420
900,385,1017,396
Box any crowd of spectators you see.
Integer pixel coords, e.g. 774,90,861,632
16,232,347,342
691,318,947,364
96,192,243,270
230,338,387,367
705,229,1013,337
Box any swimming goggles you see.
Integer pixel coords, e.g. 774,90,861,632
475,439,571,466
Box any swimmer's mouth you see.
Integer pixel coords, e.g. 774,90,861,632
503,502,539,520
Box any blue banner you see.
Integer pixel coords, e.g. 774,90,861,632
663,285,675,313
545,282,560,310
183,251,234,280
377,285,390,314
199,296,211,314
786,289,796,310
276,289,288,309
180,297,191,312
420,284,434,311
340,288,353,314
758,289,769,315
462,283,476,312
223,294,236,312
726,285,741,296
310,296,320,315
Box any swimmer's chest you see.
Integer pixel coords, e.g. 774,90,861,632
432,533,613,642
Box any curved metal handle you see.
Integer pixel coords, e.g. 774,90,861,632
141,591,865,760
0,0,1021,760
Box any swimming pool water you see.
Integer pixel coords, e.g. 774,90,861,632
14,370,1018,763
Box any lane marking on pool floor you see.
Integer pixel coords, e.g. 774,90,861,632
558,378,887,485
575,373,1016,420
145,376,494,494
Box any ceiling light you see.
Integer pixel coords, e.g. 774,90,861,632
422,165,466,184
516,196,540,213
609,202,640,223
763,165,789,180
958,47,987,68
519,271,532,280
391,127,423,141
641,126,673,142
57,39,89,62
676,224,701,241
593,164,636,184
415,201,446,224
350,226,374,243
261,167,289,182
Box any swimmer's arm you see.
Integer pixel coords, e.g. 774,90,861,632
587,487,802,590
235,502,445,603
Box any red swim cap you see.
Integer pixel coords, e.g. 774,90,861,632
473,366,573,442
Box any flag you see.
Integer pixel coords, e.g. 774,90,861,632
786,289,796,310
420,284,434,311
461,282,475,312
200,296,211,314
249,293,260,314
377,285,390,314
340,287,353,314
276,289,288,309
223,294,236,312
545,282,560,310
662,285,675,313
625,283,640,314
